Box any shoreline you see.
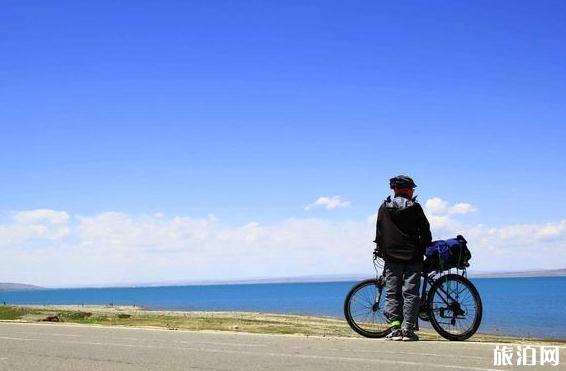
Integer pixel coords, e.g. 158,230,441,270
1,304,564,345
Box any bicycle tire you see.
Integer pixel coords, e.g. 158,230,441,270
427,274,482,341
344,278,391,338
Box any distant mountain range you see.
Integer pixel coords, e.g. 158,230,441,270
170,269,566,285
2,268,565,290
467,268,566,278
131,268,566,286
0,283,45,291
134,273,370,287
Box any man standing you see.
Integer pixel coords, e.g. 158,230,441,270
374,175,432,341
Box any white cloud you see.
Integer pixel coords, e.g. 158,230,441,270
0,209,71,247
13,209,70,225
425,197,476,215
305,196,351,210
0,201,565,287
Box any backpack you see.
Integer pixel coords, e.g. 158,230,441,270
424,235,471,272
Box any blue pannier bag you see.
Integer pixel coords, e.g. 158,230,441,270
424,235,471,272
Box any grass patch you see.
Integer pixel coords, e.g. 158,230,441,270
0,306,31,320
1,305,563,344
59,312,111,324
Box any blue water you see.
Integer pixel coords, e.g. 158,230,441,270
1,277,564,339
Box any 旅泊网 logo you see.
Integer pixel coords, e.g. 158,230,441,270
493,345,560,367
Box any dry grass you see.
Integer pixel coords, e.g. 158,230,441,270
1,305,563,344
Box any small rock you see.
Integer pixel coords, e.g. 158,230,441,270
41,315,61,322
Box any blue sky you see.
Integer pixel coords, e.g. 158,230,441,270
0,1,565,285
2,0,565,224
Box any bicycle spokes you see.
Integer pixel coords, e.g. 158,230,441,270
344,279,390,337
429,275,480,337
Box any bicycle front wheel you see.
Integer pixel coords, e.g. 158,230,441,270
344,278,391,338
427,274,482,341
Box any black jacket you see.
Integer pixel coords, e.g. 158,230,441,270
374,196,432,262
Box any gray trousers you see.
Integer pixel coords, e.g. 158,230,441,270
384,260,422,328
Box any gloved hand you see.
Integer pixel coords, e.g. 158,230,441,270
373,245,383,259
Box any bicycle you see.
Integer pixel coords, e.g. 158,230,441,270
344,252,482,341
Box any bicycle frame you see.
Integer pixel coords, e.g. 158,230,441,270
420,270,437,306
419,268,467,318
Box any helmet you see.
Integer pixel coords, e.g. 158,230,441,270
389,175,417,189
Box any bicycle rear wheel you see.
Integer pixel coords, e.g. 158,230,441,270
427,274,482,341
344,278,390,338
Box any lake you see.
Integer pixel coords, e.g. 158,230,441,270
1,276,564,339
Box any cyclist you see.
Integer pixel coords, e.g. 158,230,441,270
374,175,432,341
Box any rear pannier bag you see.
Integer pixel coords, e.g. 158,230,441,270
424,235,471,272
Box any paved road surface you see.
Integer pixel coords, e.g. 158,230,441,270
0,322,555,370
